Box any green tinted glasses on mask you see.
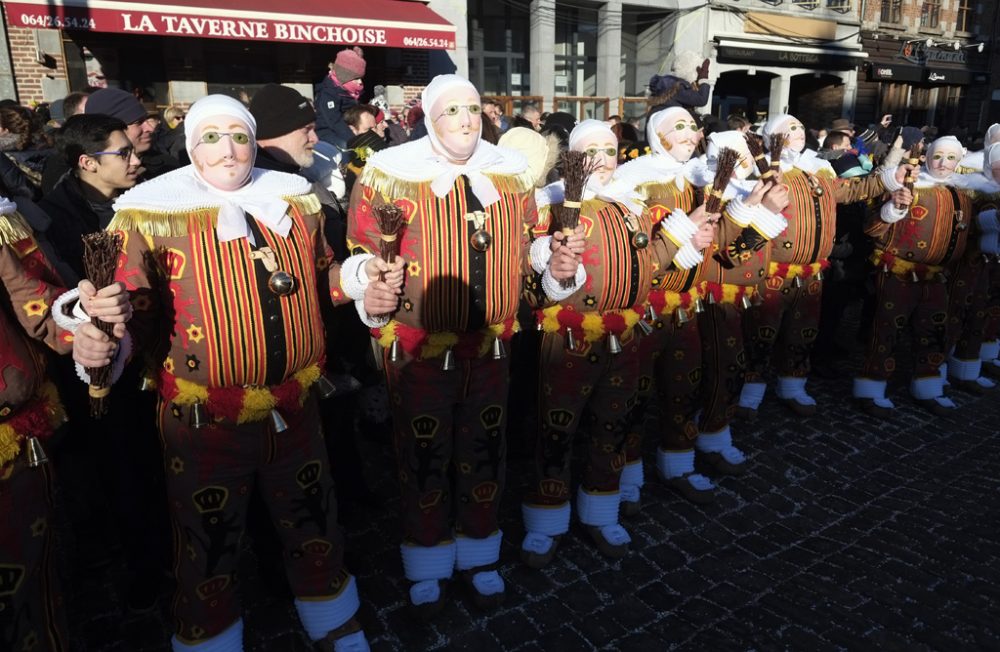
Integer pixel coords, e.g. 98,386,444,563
199,131,251,145
583,146,618,157
438,104,482,119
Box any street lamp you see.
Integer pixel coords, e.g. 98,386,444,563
960,42,986,53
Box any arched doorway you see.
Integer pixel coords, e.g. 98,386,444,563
712,69,776,123
789,73,845,132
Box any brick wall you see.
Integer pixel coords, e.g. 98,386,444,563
3,18,69,104
862,0,983,36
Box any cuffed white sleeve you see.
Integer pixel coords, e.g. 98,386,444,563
724,196,756,227
977,209,1000,233
749,206,787,240
541,264,587,301
660,209,698,247
530,236,553,274
75,331,133,386
880,201,909,224
672,242,704,270
340,253,375,300
880,166,905,193
354,300,390,328
52,288,87,333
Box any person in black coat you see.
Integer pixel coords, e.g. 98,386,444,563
315,47,366,150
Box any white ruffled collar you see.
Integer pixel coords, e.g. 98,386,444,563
614,153,706,193
113,166,311,243
535,177,646,216
779,148,833,176
364,136,527,208
914,168,1000,192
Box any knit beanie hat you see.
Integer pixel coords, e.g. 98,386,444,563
85,88,146,124
249,84,316,140
333,47,366,82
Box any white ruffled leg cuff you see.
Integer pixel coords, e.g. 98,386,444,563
294,575,362,641
172,619,243,652
75,330,132,387
881,201,909,224
530,236,553,274
339,253,375,300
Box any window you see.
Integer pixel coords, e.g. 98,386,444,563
827,0,851,12
790,0,819,9
880,0,901,24
956,0,973,32
920,0,941,29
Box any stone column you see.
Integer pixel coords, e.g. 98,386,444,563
596,0,623,102
530,0,556,107
840,70,858,120
769,72,791,115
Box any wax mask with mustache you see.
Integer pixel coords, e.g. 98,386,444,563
778,118,807,154
575,134,618,186
927,144,963,179
190,114,255,191
655,114,701,163
428,89,482,163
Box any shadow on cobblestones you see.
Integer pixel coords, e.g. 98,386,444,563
64,338,1000,651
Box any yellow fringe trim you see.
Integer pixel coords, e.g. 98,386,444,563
539,306,641,342
0,210,32,247
767,261,825,280
108,193,322,237
360,166,534,200
170,364,321,424
0,382,64,467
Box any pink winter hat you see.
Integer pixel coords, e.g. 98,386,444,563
333,47,366,82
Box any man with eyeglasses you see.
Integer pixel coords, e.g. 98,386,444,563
347,74,581,617
38,112,170,613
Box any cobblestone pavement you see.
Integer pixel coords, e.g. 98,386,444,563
64,340,1000,651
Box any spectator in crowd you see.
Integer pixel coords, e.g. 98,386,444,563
316,46,366,149
520,103,542,130
483,98,505,132
386,109,409,146
648,51,711,114
727,114,751,133
156,103,187,164
63,89,92,118
1,106,51,197
342,104,388,194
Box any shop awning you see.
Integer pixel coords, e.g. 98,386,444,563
715,38,867,71
2,0,456,50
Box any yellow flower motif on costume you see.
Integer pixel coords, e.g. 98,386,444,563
609,376,623,387
23,298,48,317
674,350,685,360
186,324,205,344
917,241,927,249
459,462,472,474
30,517,47,537
581,384,592,396
164,357,175,374
726,337,737,348
187,543,197,560
885,302,894,310
408,261,421,277
543,383,553,396
170,457,184,475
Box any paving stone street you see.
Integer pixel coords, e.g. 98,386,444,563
64,338,1000,652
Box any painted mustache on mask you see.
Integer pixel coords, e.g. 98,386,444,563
197,152,253,168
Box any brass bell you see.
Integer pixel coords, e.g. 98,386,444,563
370,338,385,371
740,294,753,310
565,329,578,351
314,375,337,400
140,376,156,392
388,337,402,363
442,348,457,371
645,305,657,322
636,318,654,336
470,230,493,252
267,270,297,296
536,321,544,331
675,307,691,325
882,264,890,274
911,270,920,282
752,291,764,307
492,337,507,360
707,292,717,306
607,332,623,355
815,270,824,282
269,409,289,434
631,232,650,249
189,401,209,429
792,276,804,289
693,297,705,314
26,436,48,468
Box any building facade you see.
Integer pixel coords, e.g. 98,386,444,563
858,0,994,134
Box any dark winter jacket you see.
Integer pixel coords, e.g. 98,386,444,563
314,75,358,151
